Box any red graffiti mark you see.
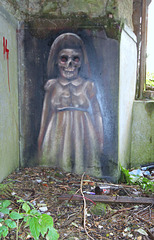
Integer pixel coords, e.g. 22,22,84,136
3,37,10,92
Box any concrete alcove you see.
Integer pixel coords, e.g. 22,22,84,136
0,0,153,183
19,25,119,181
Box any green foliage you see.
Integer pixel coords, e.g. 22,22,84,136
131,175,154,193
119,165,154,194
119,164,131,184
146,72,154,87
0,198,59,239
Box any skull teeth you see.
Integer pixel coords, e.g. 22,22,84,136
64,67,75,71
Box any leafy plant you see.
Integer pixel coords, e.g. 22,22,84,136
119,165,154,194
130,175,154,193
0,198,59,240
146,72,154,87
119,164,131,184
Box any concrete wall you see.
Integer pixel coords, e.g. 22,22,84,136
119,25,137,168
116,0,133,29
0,0,134,30
0,6,19,182
1,0,152,182
131,101,154,167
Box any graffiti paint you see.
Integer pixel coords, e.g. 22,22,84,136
3,37,10,92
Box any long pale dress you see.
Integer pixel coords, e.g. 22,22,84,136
38,77,103,177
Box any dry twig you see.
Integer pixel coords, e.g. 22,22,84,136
109,206,134,218
134,214,154,226
80,172,94,240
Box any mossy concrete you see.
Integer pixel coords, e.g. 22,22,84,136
0,0,134,30
130,101,154,167
116,0,133,29
0,6,19,182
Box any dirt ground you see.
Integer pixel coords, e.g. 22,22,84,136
0,167,154,240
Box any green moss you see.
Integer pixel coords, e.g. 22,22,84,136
39,0,119,19
61,0,106,17
106,0,117,15
42,2,59,14
90,203,106,216
28,14,122,40
26,0,123,40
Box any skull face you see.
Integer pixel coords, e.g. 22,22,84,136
58,49,82,80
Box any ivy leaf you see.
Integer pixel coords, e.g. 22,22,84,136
2,200,11,208
10,211,23,220
46,227,59,240
5,219,16,228
22,202,30,213
29,217,40,240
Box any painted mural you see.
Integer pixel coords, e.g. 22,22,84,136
38,33,103,177
22,28,119,181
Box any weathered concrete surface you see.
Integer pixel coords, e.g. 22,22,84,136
0,6,19,182
119,25,137,168
130,101,154,167
116,0,133,29
0,0,134,29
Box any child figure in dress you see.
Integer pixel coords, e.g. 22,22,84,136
38,33,103,177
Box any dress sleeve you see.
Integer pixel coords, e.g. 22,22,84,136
44,79,56,91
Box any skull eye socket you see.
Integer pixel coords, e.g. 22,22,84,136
73,56,80,62
60,55,68,62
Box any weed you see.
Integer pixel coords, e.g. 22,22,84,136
0,198,59,239
119,164,154,194
146,72,154,87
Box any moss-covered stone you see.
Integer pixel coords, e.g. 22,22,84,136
61,0,107,17
0,0,133,30
90,203,106,216
42,1,59,15
27,15,122,40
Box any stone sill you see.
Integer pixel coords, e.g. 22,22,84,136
142,91,154,100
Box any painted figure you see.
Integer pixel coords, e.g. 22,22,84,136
38,33,103,177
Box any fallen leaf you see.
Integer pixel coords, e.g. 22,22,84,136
71,222,78,228
135,228,148,236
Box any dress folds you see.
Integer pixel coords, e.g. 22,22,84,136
38,77,103,177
